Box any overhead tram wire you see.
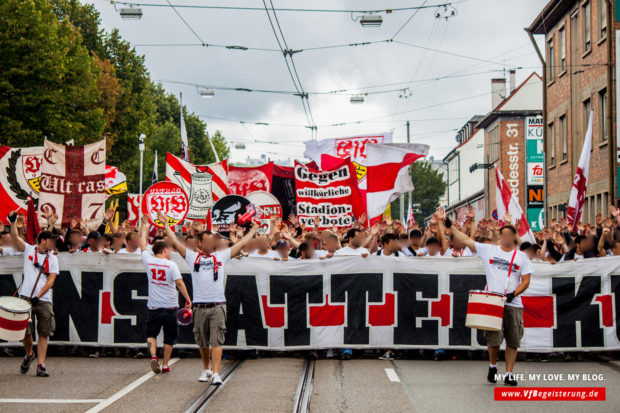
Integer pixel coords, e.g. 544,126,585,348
392,0,430,39
111,1,458,14
164,0,206,45
261,0,316,137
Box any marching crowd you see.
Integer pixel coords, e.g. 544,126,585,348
1,204,619,382
4,204,620,263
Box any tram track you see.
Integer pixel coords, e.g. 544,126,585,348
184,359,244,413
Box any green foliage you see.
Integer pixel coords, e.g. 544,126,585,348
0,0,105,145
409,160,447,222
0,0,229,191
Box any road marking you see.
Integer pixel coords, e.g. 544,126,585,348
384,368,400,382
84,357,179,413
0,399,104,404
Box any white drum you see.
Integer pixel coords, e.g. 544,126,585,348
0,296,31,341
465,290,505,332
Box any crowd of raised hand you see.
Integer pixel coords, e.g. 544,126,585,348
2,204,620,263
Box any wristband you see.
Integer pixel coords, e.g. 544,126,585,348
444,217,452,228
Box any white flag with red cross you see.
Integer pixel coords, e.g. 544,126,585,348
495,166,536,243
567,110,593,231
38,139,106,228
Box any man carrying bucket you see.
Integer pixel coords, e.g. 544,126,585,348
436,207,532,386
8,211,58,377
138,215,192,374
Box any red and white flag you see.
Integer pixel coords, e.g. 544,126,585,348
366,143,428,223
495,167,536,243
567,110,593,231
38,139,106,228
165,152,229,220
127,193,140,225
406,199,415,226
0,145,43,219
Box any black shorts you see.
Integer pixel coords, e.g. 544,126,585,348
145,308,179,345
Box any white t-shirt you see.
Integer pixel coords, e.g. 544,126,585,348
474,242,533,308
443,247,474,257
248,249,280,259
312,249,329,259
141,250,182,309
118,247,141,255
185,249,232,303
376,249,399,257
333,246,370,256
400,246,415,257
2,246,20,256
19,244,59,303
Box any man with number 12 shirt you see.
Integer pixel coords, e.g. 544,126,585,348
139,215,192,375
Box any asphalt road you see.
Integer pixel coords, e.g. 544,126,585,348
0,356,617,413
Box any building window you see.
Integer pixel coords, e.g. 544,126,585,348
583,1,591,52
560,115,567,161
547,37,555,81
599,0,607,39
548,122,555,165
559,27,566,72
583,99,591,140
599,89,608,142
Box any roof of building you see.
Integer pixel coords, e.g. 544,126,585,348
476,72,543,129
528,0,578,34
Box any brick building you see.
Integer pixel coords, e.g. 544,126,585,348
477,72,543,226
528,0,615,223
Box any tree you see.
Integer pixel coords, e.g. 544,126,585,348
408,161,446,222
0,0,105,146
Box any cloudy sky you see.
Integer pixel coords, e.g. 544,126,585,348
87,0,546,165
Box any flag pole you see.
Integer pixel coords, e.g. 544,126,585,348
206,130,220,163
138,133,146,210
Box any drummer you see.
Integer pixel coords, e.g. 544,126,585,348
435,207,532,386
8,211,58,377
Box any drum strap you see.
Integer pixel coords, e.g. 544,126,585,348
503,249,518,295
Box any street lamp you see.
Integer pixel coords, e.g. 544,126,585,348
350,95,365,104
199,88,215,98
359,14,383,27
119,7,143,20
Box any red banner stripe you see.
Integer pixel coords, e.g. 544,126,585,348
0,317,28,331
466,302,504,318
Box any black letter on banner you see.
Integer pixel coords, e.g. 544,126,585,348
0,273,18,296
113,272,147,344
393,273,438,345
270,275,322,346
449,273,486,346
52,271,102,342
552,276,603,348
613,275,620,342
224,275,268,346
331,273,383,345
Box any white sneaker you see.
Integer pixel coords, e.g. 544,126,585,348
326,349,335,359
211,373,222,385
199,369,213,382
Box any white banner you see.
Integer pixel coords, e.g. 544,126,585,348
0,255,619,351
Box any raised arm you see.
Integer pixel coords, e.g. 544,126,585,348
157,211,187,258
230,221,259,258
138,215,149,252
8,211,25,252
437,206,476,253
